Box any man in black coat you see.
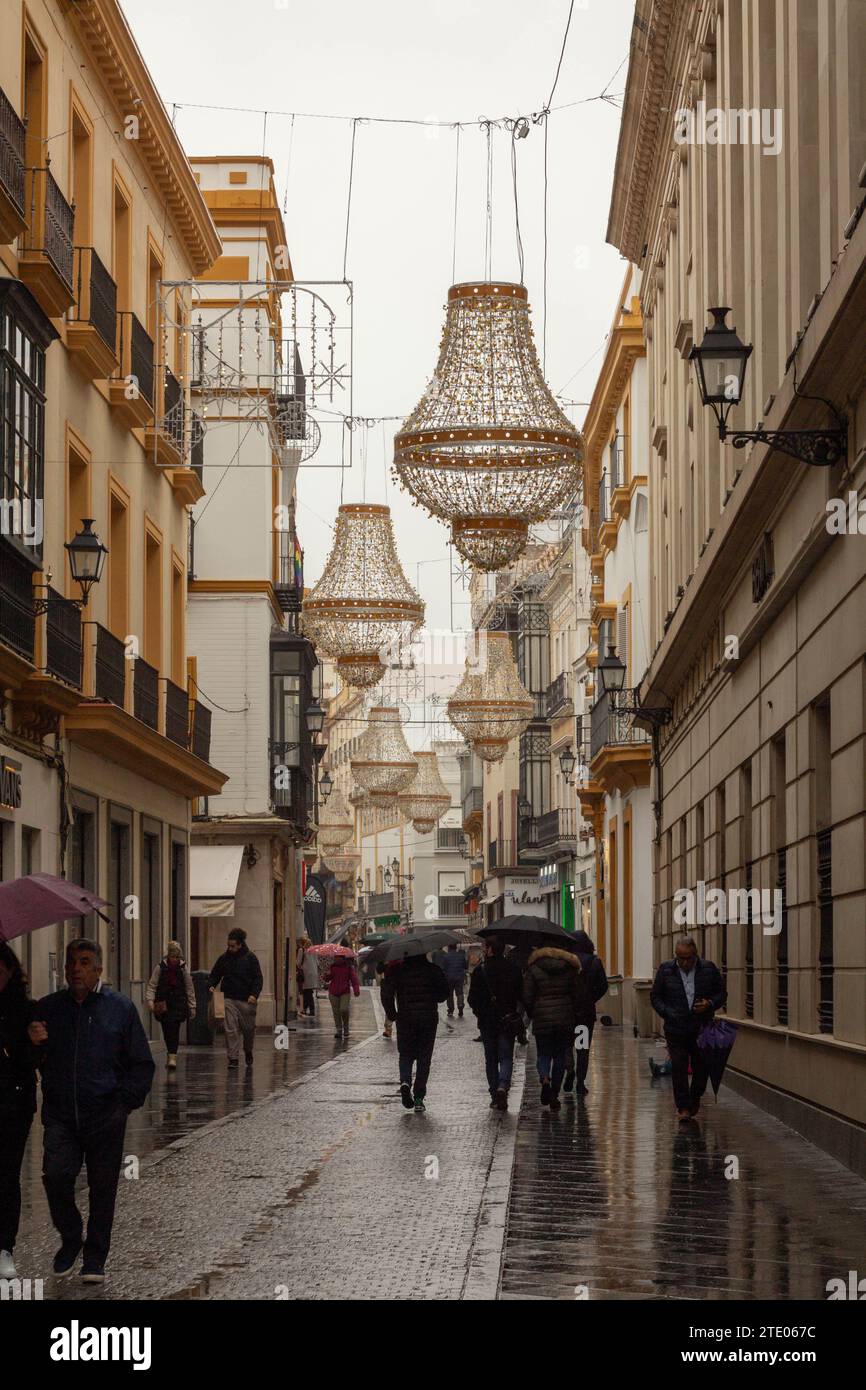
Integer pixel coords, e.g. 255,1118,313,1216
381,954,448,1111
651,935,726,1120
467,936,523,1110
27,938,155,1282
208,927,264,1069
563,930,608,1097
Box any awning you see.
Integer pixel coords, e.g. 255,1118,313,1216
190,844,245,917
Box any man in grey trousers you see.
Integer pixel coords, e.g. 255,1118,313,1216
208,928,263,1069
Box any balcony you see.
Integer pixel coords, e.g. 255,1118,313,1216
66,248,118,379
274,528,303,613
487,839,519,873
145,366,186,469
133,658,159,730
191,700,212,763
45,588,82,687
462,784,483,830
368,890,398,919
436,827,464,852
268,742,310,825
589,689,652,794
438,895,466,921
0,543,36,670
19,167,75,315
546,671,572,719
165,679,189,747
0,86,27,244
109,313,154,428
93,624,126,707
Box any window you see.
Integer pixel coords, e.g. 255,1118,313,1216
771,735,788,1026
171,835,187,954
108,481,129,639
69,95,93,246
141,826,161,1001
0,289,48,566
717,785,727,981
143,519,162,669
66,430,90,598
171,553,184,683
814,697,833,1034
113,174,132,312
742,762,754,1018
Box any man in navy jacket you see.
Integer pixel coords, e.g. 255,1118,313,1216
651,935,726,1120
28,938,155,1282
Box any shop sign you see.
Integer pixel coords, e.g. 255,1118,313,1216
0,757,22,811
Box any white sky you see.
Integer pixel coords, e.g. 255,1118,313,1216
124,0,633,644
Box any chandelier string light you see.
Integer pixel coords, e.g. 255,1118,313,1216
394,283,584,571
316,786,355,852
396,751,452,835
351,706,417,798
302,504,424,689
447,631,534,762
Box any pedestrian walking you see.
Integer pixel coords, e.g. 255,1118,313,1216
563,930,608,1097
439,943,467,1017
467,936,523,1110
376,960,394,1038
27,938,155,1283
0,942,36,1280
328,949,360,1039
523,944,587,1111
145,941,195,1070
208,927,263,1070
381,953,448,1111
651,935,726,1120
298,938,319,1016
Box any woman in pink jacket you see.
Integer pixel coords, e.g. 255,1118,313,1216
328,952,360,1040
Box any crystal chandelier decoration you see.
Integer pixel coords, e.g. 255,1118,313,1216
327,849,361,884
394,283,584,571
397,751,451,835
302,504,424,689
351,706,417,798
317,787,355,853
447,630,533,762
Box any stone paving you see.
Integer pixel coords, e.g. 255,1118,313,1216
500,1026,866,1300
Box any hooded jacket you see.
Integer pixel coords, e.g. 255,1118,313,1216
467,953,523,1031
208,944,263,1001
523,947,587,1036
572,931,609,1024
381,955,448,1025
34,985,155,1126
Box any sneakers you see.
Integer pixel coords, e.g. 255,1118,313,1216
245,1051,254,1067
81,1260,105,1284
495,1088,508,1111
0,1250,16,1279
563,1069,575,1093
53,1242,82,1278
413,1097,426,1112
549,1095,562,1113
400,1083,414,1109
540,1079,552,1106
167,1054,177,1070
227,1058,239,1069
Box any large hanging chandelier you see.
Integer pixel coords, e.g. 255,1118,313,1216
447,630,533,762
327,849,361,885
317,787,355,852
302,504,424,689
351,706,417,798
394,283,584,571
397,751,452,835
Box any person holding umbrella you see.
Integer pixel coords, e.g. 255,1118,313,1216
379,933,450,1111
650,935,726,1120
326,945,360,1040
522,938,587,1112
145,941,195,1070
563,930,608,1097
467,935,523,1110
0,942,36,1280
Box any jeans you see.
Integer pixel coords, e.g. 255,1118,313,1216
159,1017,182,1054
42,1106,128,1264
535,1030,572,1094
224,998,257,1060
446,983,464,1014
665,1029,709,1112
302,989,315,1015
396,1018,438,1098
0,1107,33,1252
330,993,351,1033
481,1030,515,1096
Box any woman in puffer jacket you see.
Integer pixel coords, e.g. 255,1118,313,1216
522,945,586,1111
146,941,196,1070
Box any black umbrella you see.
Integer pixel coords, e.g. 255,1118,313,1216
367,929,462,963
477,915,577,949
696,1018,738,1097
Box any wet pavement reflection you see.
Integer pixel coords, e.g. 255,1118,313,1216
500,1026,866,1300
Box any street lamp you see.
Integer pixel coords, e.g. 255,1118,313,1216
34,518,108,614
391,857,400,877
517,794,531,820
305,699,326,734
690,307,846,466
383,867,392,888
558,746,576,784
597,645,671,727
319,770,333,802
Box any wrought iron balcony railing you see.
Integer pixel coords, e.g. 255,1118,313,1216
133,657,159,730
191,699,212,762
438,896,466,919
23,167,74,292
0,86,26,222
94,624,126,707
116,312,155,406
45,587,82,687
546,671,571,718
436,827,464,851
69,247,117,352
164,679,189,747
462,785,483,823
590,689,651,762
0,541,36,662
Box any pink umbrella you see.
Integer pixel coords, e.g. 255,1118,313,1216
306,943,354,958
0,873,110,944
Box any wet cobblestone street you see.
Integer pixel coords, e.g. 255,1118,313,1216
13,995,866,1301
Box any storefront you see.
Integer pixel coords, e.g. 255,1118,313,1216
0,738,61,997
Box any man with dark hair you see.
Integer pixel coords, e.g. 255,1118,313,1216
467,936,523,1110
381,953,448,1112
651,935,726,1121
27,938,155,1283
208,927,263,1069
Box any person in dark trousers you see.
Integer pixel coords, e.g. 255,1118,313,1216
376,960,395,1038
523,944,586,1111
563,930,608,1097
145,941,196,1069
467,936,523,1110
0,942,36,1279
439,943,467,1017
208,927,263,1068
27,938,155,1283
381,953,448,1111
651,935,726,1120
298,938,319,1016
328,951,360,1039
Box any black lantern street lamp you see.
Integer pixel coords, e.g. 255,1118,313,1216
34,518,108,615
517,794,531,821
690,307,846,466
305,700,326,734
558,745,577,783
383,867,392,888
598,646,671,728
597,646,627,698
319,770,333,802
356,875,364,892
391,857,400,877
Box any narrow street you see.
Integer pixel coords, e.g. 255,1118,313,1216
15,991,866,1302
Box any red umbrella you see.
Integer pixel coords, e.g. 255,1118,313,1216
306,943,354,958
0,873,110,944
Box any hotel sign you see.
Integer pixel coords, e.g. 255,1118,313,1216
0,757,22,811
